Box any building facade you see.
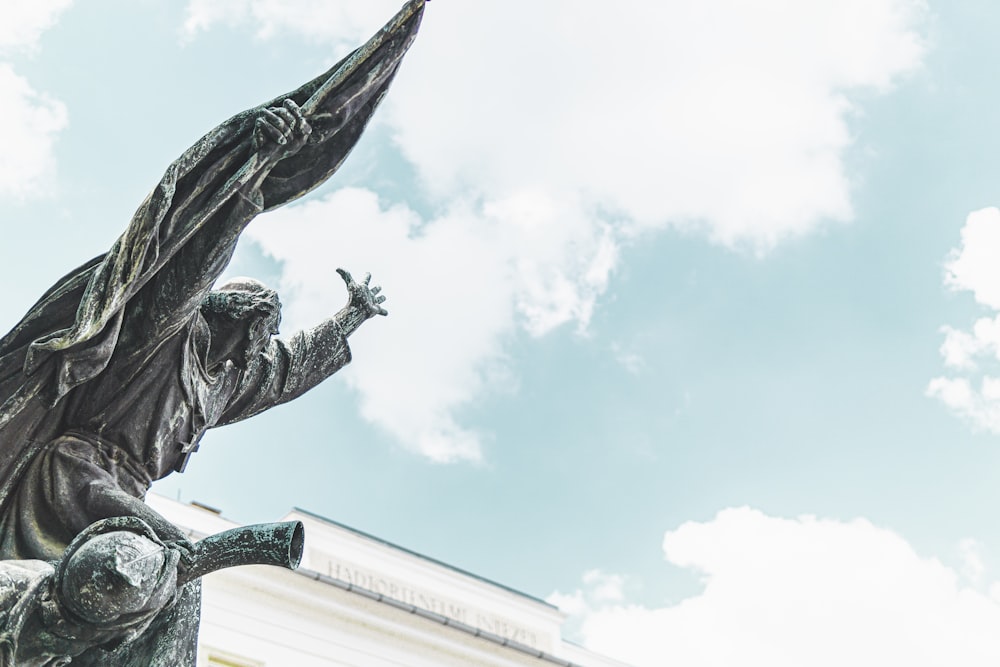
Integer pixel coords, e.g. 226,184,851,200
148,495,630,667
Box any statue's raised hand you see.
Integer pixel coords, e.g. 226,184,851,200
253,98,312,162
337,268,388,319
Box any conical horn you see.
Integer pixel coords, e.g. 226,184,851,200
178,521,304,586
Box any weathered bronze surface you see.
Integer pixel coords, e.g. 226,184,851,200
0,517,303,666
0,0,426,663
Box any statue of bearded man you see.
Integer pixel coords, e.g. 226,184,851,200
0,1,427,664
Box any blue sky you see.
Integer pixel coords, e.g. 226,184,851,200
5,0,1000,664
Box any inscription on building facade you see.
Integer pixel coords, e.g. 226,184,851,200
310,550,549,651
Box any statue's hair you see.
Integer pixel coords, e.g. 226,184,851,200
201,277,281,335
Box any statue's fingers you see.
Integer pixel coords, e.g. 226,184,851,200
274,106,297,131
375,295,386,304
371,285,381,295
262,107,287,130
377,307,389,316
363,273,372,286
255,117,285,145
336,267,353,284
258,111,287,144
284,98,310,133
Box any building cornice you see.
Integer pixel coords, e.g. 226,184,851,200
296,567,587,667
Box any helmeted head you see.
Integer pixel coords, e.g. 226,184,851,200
55,517,179,630
201,277,282,370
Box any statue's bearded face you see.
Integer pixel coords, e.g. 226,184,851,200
202,280,282,371
230,307,281,370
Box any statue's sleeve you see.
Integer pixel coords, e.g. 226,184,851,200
216,323,353,426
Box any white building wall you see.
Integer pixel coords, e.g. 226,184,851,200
148,495,631,667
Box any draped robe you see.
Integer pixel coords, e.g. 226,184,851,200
0,0,425,560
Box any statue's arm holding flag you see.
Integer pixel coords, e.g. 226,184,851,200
0,0,425,409
217,269,388,426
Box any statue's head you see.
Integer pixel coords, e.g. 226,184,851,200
201,277,282,370
55,518,179,631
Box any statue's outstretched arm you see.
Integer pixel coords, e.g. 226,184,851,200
216,269,387,425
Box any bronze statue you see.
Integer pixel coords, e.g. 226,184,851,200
0,0,427,663
0,517,181,667
0,517,303,666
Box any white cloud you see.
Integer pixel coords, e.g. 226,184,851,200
388,0,926,249
547,589,589,619
611,343,645,376
547,569,629,646
960,539,987,584
0,0,73,52
581,569,627,604
927,376,1000,434
944,208,1000,309
0,63,67,198
246,187,614,461
186,0,927,251
929,209,1000,434
0,1,71,198
182,0,398,45
938,321,1000,371
194,0,927,458
552,508,1000,667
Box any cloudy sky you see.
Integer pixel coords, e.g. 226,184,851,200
5,0,1000,664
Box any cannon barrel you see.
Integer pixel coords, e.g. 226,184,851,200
178,521,304,586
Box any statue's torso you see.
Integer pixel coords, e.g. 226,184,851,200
60,313,240,482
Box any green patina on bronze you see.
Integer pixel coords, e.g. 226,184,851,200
0,1,426,664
